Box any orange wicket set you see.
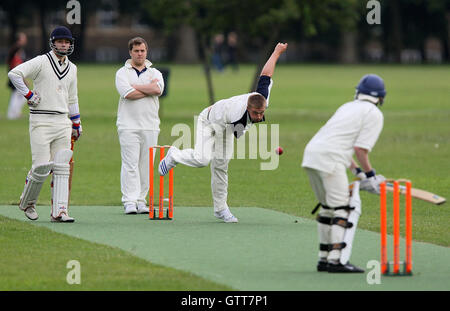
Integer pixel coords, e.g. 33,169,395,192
380,179,412,276
149,146,174,220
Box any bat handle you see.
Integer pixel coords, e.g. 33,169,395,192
70,137,75,163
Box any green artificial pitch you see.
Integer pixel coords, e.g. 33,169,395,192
1,205,449,291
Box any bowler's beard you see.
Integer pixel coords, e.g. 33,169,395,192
250,117,264,123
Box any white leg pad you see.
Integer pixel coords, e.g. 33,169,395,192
19,162,53,211
340,181,362,265
316,208,333,260
318,222,331,259
51,149,73,218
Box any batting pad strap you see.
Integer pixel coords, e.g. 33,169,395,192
311,203,331,214
320,244,332,251
316,215,333,225
331,242,346,250
333,205,353,211
332,217,353,229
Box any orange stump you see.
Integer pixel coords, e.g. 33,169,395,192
380,182,388,274
169,168,174,219
393,181,400,274
149,147,154,218
159,148,165,219
405,181,413,274
149,146,174,220
380,180,413,276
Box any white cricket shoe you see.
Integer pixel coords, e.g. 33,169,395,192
214,208,238,223
51,213,75,223
19,194,39,220
137,202,149,214
124,203,137,214
24,205,39,221
158,147,176,176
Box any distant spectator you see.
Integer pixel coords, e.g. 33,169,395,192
211,34,225,72
6,32,28,119
225,32,239,72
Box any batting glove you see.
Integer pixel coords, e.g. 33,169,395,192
360,170,386,194
25,90,41,107
70,115,82,141
351,167,367,180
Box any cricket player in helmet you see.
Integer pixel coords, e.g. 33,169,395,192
49,26,75,56
301,74,386,273
7,26,82,222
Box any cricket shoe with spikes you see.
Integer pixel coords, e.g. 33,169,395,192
23,202,39,221
51,206,75,222
214,208,238,223
158,147,176,176
317,259,328,272
327,261,364,273
137,202,149,214
124,202,137,214
19,194,39,220
51,213,75,223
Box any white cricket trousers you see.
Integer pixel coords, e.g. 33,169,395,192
7,89,26,120
29,121,72,166
304,163,350,262
169,108,234,213
118,129,159,206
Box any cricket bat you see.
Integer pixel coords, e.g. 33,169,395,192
349,178,446,205
385,181,446,205
68,138,75,207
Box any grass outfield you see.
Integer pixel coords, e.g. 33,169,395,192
0,63,449,290
0,216,232,290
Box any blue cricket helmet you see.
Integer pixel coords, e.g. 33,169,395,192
356,74,386,98
49,26,75,56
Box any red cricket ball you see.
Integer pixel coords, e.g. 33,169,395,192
275,147,283,155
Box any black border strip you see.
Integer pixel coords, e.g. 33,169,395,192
45,53,70,80
30,109,65,115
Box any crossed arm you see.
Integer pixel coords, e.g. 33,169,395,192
125,79,162,100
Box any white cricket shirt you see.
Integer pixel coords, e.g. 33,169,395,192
302,99,384,173
115,59,164,131
208,76,273,138
8,50,78,124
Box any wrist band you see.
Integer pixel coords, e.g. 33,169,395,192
365,169,376,178
70,114,81,121
25,91,33,99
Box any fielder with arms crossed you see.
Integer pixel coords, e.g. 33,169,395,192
159,43,287,223
302,74,386,272
8,26,82,222
115,37,164,215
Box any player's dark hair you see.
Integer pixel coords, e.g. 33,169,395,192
128,37,148,51
247,94,266,109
